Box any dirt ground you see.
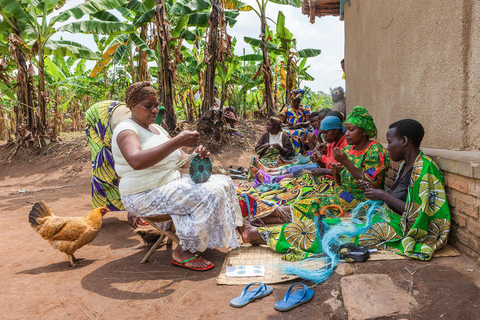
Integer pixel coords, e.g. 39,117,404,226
1,126,480,320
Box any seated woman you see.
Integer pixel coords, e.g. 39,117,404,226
254,117,294,166
358,119,450,260
250,115,347,183
240,119,449,262
112,82,243,271
280,89,311,155
291,106,389,218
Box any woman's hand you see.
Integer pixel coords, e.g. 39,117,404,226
271,143,281,150
194,144,210,159
316,142,327,153
311,168,329,177
330,163,345,174
311,153,321,163
332,147,348,164
364,188,387,201
176,130,200,147
360,180,386,201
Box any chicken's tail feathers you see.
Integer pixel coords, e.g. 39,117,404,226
29,200,53,227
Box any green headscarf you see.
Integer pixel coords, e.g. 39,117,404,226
344,106,377,138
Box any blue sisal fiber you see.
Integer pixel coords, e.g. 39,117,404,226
283,200,383,283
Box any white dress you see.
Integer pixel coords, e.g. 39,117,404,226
112,120,243,253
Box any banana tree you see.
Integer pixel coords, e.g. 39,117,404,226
274,11,320,105
0,0,127,146
246,0,301,115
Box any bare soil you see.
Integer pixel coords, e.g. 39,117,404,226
1,126,480,320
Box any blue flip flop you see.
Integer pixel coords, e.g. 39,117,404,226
230,282,273,308
274,283,314,312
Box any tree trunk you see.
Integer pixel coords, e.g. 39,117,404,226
260,14,274,116
11,29,37,145
155,0,177,132
201,0,220,115
37,44,47,135
137,25,150,82
286,57,291,106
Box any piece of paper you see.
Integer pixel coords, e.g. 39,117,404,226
225,265,265,277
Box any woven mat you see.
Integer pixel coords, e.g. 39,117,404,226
368,244,459,260
217,246,326,285
216,245,459,286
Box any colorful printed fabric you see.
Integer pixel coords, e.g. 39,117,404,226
345,106,377,138
280,105,311,155
259,151,450,262
85,100,125,211
358,152,450,260
291,141,389,220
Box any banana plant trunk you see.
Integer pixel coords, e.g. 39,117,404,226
286,57,292,106
37,44,47,135
13,35,35,135
138,25,150,82
155,0,177,132
201,0,220,115
260,14,274,116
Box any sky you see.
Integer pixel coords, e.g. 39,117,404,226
51,0,345,93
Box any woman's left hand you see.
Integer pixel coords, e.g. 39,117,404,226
364,187,386,201
332,147,348,163
194,145,210,159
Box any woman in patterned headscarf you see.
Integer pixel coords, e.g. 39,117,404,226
279,88,311,155
113,82,243,271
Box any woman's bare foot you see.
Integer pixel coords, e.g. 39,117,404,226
238,222,265,245
256,161,268,172
172,246,212,269
256,170,265,183
277,154,292,166
249,165,259,176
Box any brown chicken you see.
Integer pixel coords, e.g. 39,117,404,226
29,201,109,267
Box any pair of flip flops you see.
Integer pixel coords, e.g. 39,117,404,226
230,282,314,312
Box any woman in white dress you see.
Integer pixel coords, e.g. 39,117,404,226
112,82,244,271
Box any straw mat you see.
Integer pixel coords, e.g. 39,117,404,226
216,245,459,285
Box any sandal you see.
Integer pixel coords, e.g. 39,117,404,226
230,282,273,308
274,283,314,312
171,256,214,271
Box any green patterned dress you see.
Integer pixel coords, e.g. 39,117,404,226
358,152,451,260
291,141,390,219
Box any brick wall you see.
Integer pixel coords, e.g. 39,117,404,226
386,153,480,264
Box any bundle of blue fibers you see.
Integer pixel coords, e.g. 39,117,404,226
282,200,383,284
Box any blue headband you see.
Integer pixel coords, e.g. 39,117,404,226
321,116,345,133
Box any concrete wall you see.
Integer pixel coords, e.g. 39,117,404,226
343,0,480,150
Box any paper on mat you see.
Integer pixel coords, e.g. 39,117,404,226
226,265,265,277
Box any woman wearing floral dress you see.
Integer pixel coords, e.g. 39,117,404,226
279,89,311,155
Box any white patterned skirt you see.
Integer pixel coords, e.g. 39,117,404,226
122,174,243,253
